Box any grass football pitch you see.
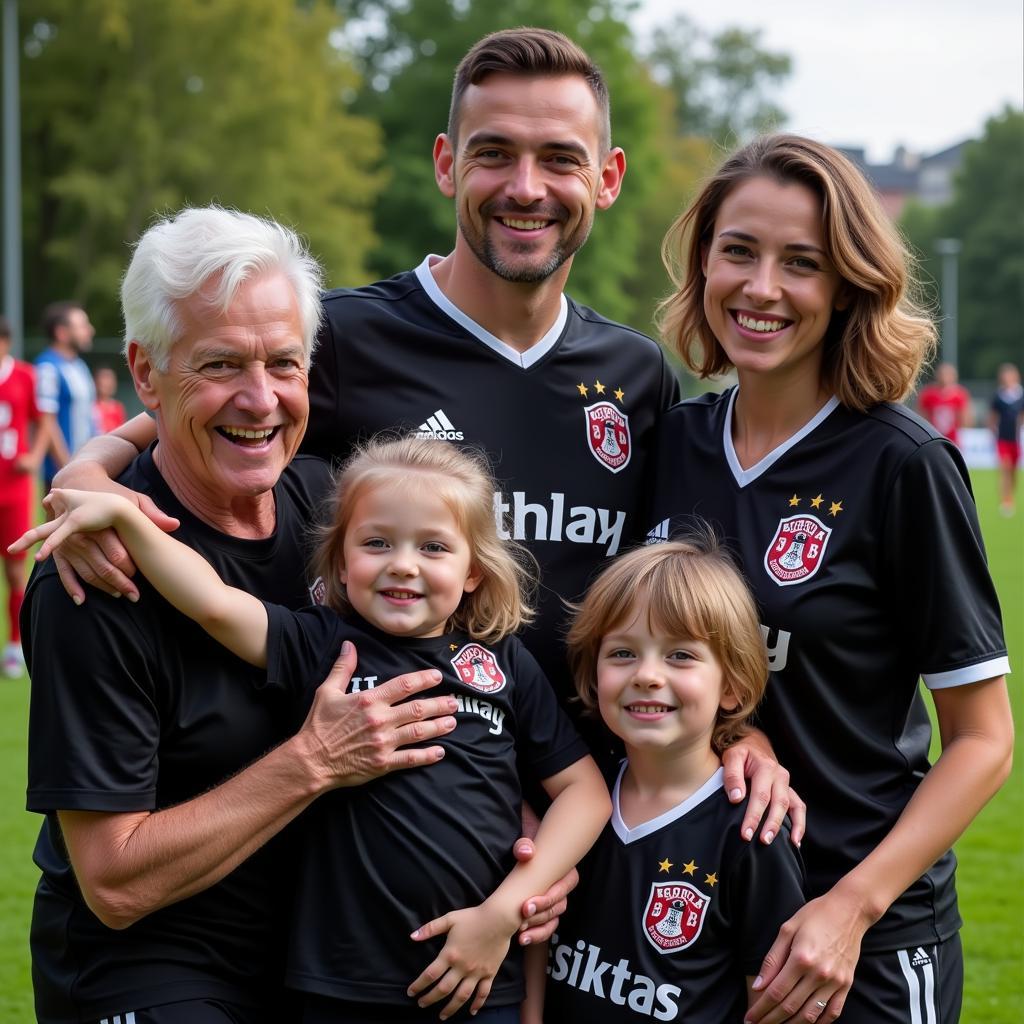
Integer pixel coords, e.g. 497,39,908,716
0,469,1020,1021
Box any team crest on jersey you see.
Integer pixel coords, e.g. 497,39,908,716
450,643,507,694
643,880,710,954
584,401,631,473
764,514,831,587
308,575,327,606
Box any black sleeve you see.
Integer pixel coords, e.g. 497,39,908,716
725,822,806,975
510,641,590,785
882,439,1008,685
25,575,162,813
264,604,348,703
300,306,342,462
659,350,682,411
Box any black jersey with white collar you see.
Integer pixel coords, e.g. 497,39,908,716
647,388,1009,951
302,258,679,744
261,609,588,1006
544,765,805,1023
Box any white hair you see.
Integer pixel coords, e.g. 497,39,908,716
121,206,324,370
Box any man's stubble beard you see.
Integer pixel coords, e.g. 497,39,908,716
455,204,594,285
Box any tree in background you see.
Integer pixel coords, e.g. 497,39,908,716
20,0,383,337
643,14,790,144
901,107,1024,381
16,2,793,339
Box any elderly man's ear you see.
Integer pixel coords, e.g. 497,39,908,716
127,341,160,412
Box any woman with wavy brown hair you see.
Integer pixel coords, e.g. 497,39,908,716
649,135,1012,1024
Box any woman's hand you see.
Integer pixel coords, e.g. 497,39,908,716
722,727,806,846
743,887,873,1023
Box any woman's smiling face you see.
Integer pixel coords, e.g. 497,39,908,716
702,175,847,387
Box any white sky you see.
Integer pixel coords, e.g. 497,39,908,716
629,0,1024,161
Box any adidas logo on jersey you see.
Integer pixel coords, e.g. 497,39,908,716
547,934,681,1020
415,409,464,441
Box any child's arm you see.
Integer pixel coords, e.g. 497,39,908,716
407,755,610,1020
11,488,270,667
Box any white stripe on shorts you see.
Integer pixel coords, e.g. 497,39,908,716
897,948,937,1024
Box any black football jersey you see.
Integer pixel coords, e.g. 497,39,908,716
647,389,1009,952
544,765,805,1023
259,609,588,1006
24,450,332,1023
302,257,679,735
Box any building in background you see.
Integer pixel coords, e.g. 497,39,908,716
837,140,969,218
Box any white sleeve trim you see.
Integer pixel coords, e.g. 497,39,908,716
923,656,1011,690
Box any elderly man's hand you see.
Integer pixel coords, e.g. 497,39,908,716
295,641,460,787
46,462,178,604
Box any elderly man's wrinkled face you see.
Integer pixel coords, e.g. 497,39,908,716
134,272,309,511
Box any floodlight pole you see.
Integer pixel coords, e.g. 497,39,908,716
2,0,22,356
935,238,961,373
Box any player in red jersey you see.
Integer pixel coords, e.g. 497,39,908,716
917,362,973,446
0,316,48,676
93,366,127,435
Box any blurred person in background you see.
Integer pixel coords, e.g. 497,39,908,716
917,361,973,447
93,365,127,434
0,315,48,677
989,362,1024,515
35,301,97,489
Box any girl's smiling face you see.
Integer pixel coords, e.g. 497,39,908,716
340,482,481,638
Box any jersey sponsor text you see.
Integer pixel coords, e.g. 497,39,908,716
760,625,792,672
494,490,625,556
547,934,681,1020
349,677,505,735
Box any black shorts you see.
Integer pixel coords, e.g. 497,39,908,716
839,933,963,1023
93,998,276,1024
299,993,520,1023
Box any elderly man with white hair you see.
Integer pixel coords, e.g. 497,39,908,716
23,207,462,1024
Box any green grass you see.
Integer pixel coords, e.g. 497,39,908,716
0,470,1020,1022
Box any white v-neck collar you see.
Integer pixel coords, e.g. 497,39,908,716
611,763,725,844
0,355,13,385
414,255,568,370
724,388,840,488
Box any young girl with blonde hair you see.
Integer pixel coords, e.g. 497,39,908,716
16,436,610,1023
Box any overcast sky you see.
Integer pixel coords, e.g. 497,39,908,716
629,0,1024,161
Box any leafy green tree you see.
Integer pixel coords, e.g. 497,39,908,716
339,0,664,326
901,107,1024,380
643,15,790,143
20,0,383,336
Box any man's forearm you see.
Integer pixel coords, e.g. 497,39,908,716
62,729,329,929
